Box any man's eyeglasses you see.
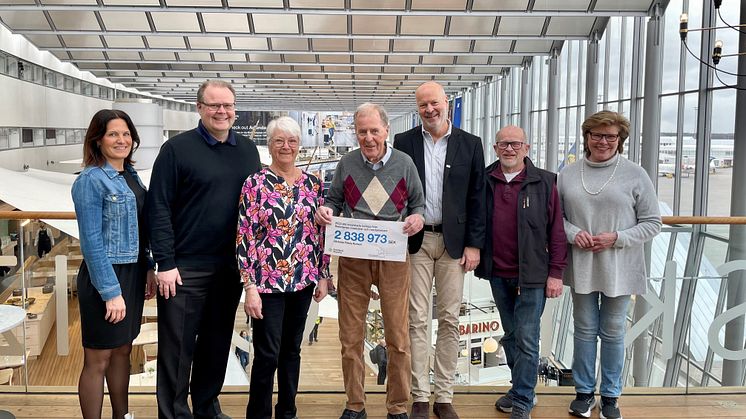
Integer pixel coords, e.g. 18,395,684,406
199,101,235,112
496,141,525,150
271,137,300,148
588,132,619,142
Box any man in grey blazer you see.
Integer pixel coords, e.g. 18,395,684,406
393,81,486,419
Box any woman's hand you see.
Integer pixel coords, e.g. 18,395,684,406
574,230,595,250
590,231,618,253
314,278,330,302
244,286,263,319
145,270,157,300
105,295,126,324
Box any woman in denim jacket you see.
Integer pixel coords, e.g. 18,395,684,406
72,109,157,419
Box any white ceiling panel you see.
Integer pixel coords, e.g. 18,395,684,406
422,55,454,65
533,0,591,11
61,35,103,48
313,38,350,51
414,66,443,74
319,54,350,64
41,0,97,4
230,37,269,50
23,35,62,48
177,52,212,61
213,53,248,62
594,0,654,12
513,40,554,53
387,55,419,64
392,39,430,52
352,39,389,52
433,40,471,53
351,0,404,10
252,14,299,34
69,51,105,60
249,53,282,62
0,11,51,30
142,51,177,60
354,55,386,64
456,56,489,65
49,11,101,31
546,17,595,36
473,40,512,53
302,14,347,34
449,16,496,36
410,0,466,10
151,12,201,32
290,0,343,8
229,0,283,6
400,16,446,36
166,0,222,6
100,12,151,32
497,16,547,36
146,36,187,49
106,51,143,60
103,0,160,5
202,13,250,33
271,38,309,51
490,56,525,66
472,0,527,11
352,15,396,35
188,37,229,49
104,36,146,48
284,54,317,63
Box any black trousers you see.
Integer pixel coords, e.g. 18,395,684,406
377,362,387,385
156,265,242,419
246,286,314,419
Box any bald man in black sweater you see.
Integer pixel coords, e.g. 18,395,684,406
148,80,260,419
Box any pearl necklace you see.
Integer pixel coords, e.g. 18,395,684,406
580,155,621,195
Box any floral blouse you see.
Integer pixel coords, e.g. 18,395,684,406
236,168,331,293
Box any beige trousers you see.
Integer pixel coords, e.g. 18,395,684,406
409,231,465,403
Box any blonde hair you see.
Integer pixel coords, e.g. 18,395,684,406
581,110,630,158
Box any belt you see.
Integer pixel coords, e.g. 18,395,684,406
423,224,443,233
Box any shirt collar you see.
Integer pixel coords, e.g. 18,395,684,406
421,120,452,143
197,120,236,146
362,142,393,168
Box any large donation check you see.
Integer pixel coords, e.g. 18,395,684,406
324,216,408,262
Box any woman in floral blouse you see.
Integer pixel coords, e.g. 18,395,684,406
237,116,331,419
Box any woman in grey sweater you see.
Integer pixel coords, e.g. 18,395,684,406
558,111,661,419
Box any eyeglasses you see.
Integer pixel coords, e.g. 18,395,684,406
588,132,620,142
496,141,525,150
199,101,235,112
271,137,300,148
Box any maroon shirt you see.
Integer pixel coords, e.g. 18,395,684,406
490,164,566,280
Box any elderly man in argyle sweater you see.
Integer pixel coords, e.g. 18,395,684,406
316,102,425,419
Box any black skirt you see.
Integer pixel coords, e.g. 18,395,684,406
77,258,147,349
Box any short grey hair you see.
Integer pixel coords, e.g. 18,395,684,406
354,102,389,127
196,80,236,103
267,116,302,143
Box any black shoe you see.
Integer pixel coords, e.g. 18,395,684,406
495,395,513,413
509,404,531,419
340,408,367,419
569,393,596,418
600,396,622,419
387,414,408,419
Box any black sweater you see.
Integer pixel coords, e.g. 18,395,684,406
148,128,261,271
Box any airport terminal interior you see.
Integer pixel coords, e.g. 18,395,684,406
2,0,746,417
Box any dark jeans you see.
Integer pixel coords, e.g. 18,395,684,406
489,277,546,412
377,362,387,385
246,286,314,419
156,265,242,419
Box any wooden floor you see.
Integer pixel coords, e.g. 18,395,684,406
2,390,746,418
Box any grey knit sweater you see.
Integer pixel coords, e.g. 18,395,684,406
557,154,661,296
324,147,425,221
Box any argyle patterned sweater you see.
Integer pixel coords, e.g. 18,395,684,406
324,147,425,221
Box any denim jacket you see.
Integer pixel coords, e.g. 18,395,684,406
71,162,145,301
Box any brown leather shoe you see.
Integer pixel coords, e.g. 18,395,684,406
433,402,459,419
411,401,430,419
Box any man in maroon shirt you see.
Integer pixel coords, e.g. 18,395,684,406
474,125,567,419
